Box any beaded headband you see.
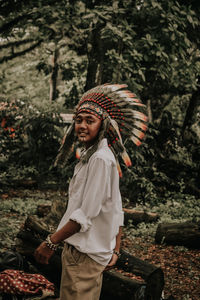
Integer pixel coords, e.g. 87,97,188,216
54,84,148,175
75,102,107,120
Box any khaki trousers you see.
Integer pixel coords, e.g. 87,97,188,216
59,243,105,300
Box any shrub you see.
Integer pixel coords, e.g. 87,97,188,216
0,99,63,186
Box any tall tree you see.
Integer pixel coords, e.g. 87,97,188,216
0,0,199,124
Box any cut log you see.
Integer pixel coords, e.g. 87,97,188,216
117,250,164,300
100,269,146,300
36,204,51,218
155,221,200,248
36,204,159,226
12,179,38,188
16,229,63,288
23,215,50,238
42,197,67,227
123,208,159,225
16,215,164,299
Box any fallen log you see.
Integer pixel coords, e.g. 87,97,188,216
36,204,51,218
16,230,62,289
123,208,159,226
36,204,159,227
155,221,200,248
16,215,164,299
117,250,164,300
100,269,146,300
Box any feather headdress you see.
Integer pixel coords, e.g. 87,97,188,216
54,84,148,174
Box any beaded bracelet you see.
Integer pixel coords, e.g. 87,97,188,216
113,250,121,258
45,234,59,251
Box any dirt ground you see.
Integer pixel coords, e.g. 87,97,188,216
121,233,200,300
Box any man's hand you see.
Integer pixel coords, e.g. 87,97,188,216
34,241,54,265
34,220,81,265
104,253,119,271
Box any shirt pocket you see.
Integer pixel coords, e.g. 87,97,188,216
69,166,87,197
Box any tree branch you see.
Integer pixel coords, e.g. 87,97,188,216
0,14,31,34
0,39,43,64
0,38,35,50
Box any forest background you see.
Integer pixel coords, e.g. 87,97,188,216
0,1,200,299
0,0,199,203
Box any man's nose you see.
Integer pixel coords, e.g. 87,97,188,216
79,120,87,128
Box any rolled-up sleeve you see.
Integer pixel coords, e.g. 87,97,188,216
70,208,92,232
69,157,110,232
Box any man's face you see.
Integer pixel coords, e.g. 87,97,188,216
74,112,102,148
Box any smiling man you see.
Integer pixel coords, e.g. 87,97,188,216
34,84,147,300
75,113,102,148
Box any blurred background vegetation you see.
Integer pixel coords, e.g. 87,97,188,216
0,0,199,206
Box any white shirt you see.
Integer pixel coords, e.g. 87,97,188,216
57,138,124,266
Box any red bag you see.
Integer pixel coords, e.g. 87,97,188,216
0,269,54,298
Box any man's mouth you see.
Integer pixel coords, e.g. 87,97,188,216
78,132,88,140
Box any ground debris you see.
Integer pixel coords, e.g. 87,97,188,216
0,189,199,300
122,234,200,300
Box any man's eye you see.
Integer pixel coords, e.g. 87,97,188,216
87,120,93,124
75,119,81,124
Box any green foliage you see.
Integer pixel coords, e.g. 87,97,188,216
0,0,199,204
126,192,200,241
1,0,200,109
0,99,63,185
0,190,53,249
0,196,45,216
60,50,87,108
120,112,200,205
0,165,38,186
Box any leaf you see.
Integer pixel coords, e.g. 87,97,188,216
138,69,146,82
186,15,193,24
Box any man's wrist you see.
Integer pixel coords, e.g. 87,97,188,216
45,234,59,251
113,250,121,258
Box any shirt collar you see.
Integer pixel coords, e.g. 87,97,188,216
97,138,108,150
80,138,108,160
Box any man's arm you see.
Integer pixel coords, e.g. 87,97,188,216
114,226,122,253
105,226,122,271
34,220,81,264
51,219,81,244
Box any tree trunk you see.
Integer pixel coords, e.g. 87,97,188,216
155,221,200,248
16,215,164,300
95,34,104,86
123,208,159,226
182,77,200,136
84,22,105,91
49,48,59,102
112,39,123,83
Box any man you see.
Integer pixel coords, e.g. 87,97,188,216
34,84,147,300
